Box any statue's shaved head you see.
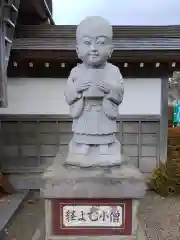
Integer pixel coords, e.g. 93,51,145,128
76,16,113,41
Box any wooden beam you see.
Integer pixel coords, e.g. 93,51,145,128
0,1,8,107
7,57,179,78
9,49,180,62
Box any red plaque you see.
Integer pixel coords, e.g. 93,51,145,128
51,199,132,236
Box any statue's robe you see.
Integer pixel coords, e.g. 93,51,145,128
65,63,124,144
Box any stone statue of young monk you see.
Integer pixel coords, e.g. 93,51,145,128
43,18,146,238
65,16,124,167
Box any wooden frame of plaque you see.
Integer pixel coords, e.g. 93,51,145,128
49,199,132,236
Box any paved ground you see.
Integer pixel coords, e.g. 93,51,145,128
3,191,180,240
3,191,45,240
0,191,27,238
139,192,180,240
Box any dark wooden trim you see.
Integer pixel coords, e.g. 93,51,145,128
0,0,8,107
7,58,179,78
0,115,160,121
160,78,169,164
43,0,54,25
9,49,180,62
17,0,54,25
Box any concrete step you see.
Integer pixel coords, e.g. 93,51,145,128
0,191,28,238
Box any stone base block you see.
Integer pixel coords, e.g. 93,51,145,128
42,163,147,199
42,163,147,239
44,198,147,240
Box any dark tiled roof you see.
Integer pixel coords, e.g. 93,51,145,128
12,24,180,51
11,24,180,61
15,25,180,39
12,38,180,51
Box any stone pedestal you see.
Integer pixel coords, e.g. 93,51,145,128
41,163,147,239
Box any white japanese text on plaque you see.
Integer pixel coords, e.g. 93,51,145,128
62,205,124,227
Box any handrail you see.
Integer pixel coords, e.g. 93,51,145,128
43,0,55,25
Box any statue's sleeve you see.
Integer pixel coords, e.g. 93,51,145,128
106,67,124,105
65,67,82,105
65,67,84,119
103,67,124,120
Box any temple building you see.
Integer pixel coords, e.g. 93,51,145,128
0,0,179,189
0,0,54,235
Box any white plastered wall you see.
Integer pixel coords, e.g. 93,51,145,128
0,78,161,116
0,78,162,185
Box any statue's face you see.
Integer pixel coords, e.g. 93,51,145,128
76,34,113,67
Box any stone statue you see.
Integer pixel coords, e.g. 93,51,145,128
42,18,147,239
65,16,124,167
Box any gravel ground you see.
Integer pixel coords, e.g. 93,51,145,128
139,192,180,240
3,191,180,240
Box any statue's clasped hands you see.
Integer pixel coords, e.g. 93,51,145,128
75,80,111,94
76,81,92,93
96,80,110,94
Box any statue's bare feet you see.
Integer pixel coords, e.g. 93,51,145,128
100,144,109,155
76,144,89,155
